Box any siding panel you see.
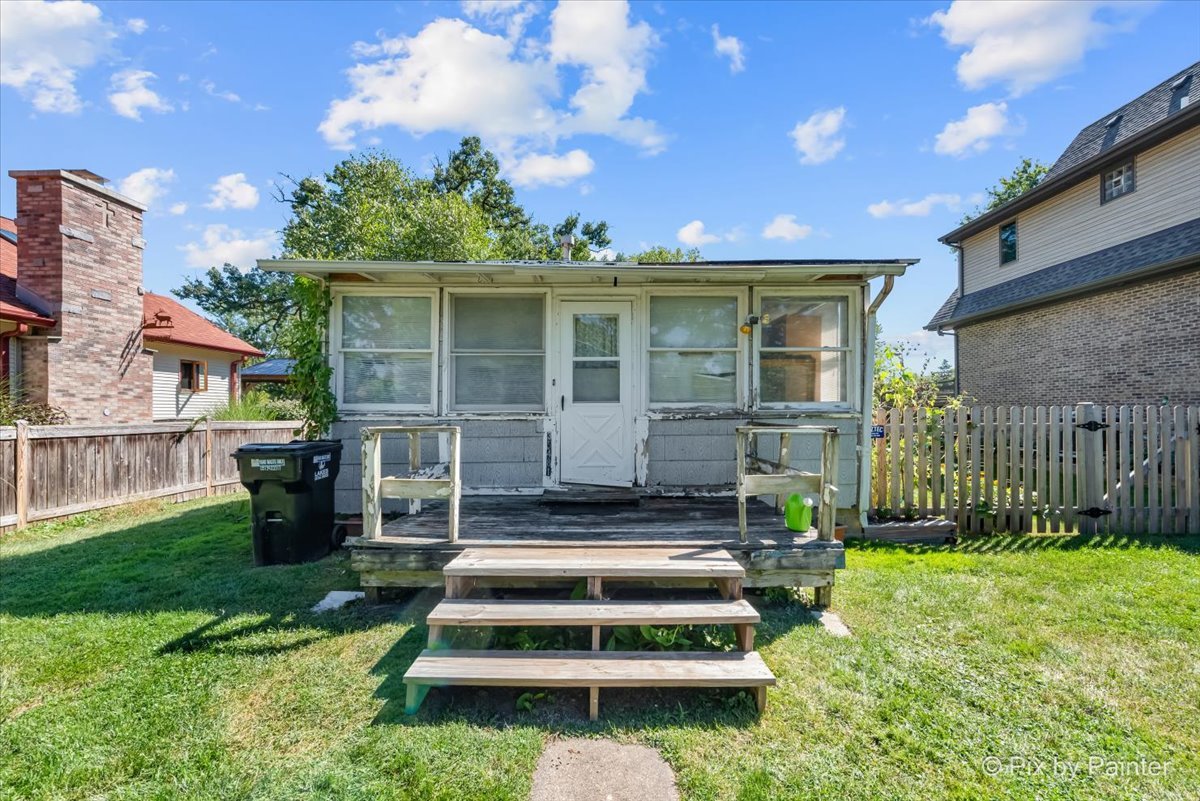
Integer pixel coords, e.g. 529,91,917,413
963,127,1200,293
152,345,235,420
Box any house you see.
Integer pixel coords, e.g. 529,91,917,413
926,62,1200,407
261,255,914,558
141,292,265,419
3,169,262,423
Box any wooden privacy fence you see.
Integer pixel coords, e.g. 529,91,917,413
871,404,1200,535
0,419,300,531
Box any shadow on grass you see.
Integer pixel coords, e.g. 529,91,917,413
846,532,1200,556
0,498,399,656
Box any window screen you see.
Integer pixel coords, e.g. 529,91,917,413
450,294,544,410
339,296,433,407
758,297,848,404
648,296,738,405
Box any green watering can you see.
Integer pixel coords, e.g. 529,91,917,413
784,494,814,533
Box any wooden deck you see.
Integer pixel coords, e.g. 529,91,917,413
348,496,845,592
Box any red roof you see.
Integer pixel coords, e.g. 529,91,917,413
1,216,18,280
142,292,264,357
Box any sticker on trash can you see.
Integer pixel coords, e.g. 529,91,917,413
251,458,286,471
313,453,331,481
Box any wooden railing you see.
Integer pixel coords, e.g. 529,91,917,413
361,426,462,541
871,403,1200,534
1,419,299,531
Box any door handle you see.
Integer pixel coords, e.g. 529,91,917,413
561,395,565,410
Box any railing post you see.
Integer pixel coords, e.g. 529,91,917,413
1077,403,1104,536
362,428,381,540
15,419,29,530
817,427,839,542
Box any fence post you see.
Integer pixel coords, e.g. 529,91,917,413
204,416,214,497
15,419,29,529
1077,403,1105,535
362,428,382,540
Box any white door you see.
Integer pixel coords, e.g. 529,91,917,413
558,301,634,486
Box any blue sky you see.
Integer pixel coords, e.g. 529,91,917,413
2,1,1198,364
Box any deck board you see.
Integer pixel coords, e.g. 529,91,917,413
403,649,776,687
427,598,760,626
443,547,745,578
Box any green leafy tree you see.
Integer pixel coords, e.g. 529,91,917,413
618,245,703,263
173,265,297,356
961,157,1050,224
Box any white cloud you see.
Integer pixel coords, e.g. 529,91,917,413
591,246,617,261
200,79,240,103
677,220,721,247
507,149,595,187
0,0,116,114
868,193,963,218
320,0,663,181
108,69,172,120
168,202,188,215
116,167,175,208
461,0,537,40
181,224,276,269
789,107,846,165
126,17,147,34
761,214,812,241
934,101,1018,156
711,24,745,73
205,173,260,210
927,1,1152,96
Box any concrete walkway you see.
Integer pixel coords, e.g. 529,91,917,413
531,738,680,801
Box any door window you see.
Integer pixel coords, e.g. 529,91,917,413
572,313,620,403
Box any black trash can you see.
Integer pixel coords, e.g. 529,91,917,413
232,440,343,566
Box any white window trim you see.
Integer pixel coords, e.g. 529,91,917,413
643,288,748,411
752,288,859,412
442,287,551,415
332,288,439,414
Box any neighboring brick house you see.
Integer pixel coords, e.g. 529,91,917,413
1,169,262,423
927,63,1200,407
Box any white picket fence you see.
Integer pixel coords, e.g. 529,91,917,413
871,403,1200,535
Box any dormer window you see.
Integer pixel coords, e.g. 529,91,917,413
999,221,1018,265
1102,160,1135,203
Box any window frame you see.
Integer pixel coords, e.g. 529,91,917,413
443,288,550,414
998,220,1018,265
752,290,857,412
332,289,438,413
179,359,208,393
645,290,745,410
1100,158,1136,205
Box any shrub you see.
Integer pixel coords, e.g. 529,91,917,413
206,390,302,422
0,379,68,425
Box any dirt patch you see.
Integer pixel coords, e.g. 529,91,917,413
531,737,680,801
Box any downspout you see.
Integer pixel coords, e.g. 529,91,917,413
858,275,894,528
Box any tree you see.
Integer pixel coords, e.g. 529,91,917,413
618,245,703,263
173,264,298,356
960,157,1050,225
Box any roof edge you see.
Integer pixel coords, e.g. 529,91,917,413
938,103,1200,245
142,331,265,358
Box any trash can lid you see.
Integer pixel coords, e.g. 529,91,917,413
232,440,342,457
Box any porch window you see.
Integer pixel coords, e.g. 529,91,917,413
179,360,207,392
449,294,544,410
339,295,433,407
758,297,848,404
648,295,739,405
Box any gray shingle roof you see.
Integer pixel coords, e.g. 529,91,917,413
1045,62,1199,181
242,358,294,377
925,218,1200,330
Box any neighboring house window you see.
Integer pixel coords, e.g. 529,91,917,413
999,221,1018,265
339,295,433,408
179,360,207,392
449,294,544,411
758,297,849,405
648,295,739,406
1102,160,1135,203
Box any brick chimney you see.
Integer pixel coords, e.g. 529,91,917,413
8,169,153,423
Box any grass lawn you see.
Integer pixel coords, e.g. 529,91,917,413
2,495,1198,800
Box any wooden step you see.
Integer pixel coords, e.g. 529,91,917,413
403,649,775,717
427,598,760,627
443,547,745,579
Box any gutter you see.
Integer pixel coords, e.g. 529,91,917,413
858,275,895,528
